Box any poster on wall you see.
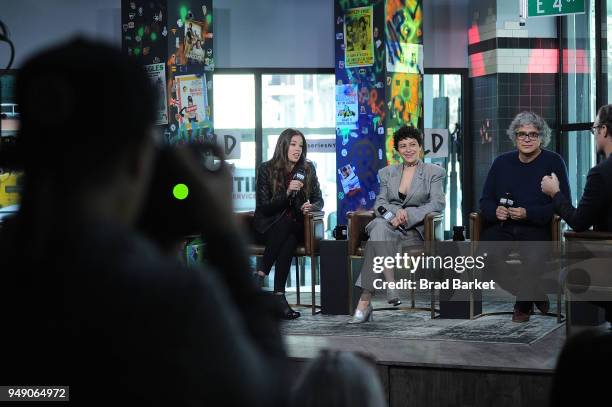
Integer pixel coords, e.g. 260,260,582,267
338,164,362,196
145,63,168,125
335,84,359,127
0,73,22,209
184,19,206,64
385,73,423,164
387,43,423,74
121,0,167,65
175,74,208,131
344,6,374,68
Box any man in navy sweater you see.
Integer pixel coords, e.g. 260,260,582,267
480,111,571,322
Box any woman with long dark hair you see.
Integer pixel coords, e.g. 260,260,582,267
254,128,323,319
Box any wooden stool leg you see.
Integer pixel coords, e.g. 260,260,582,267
295,256,301,306
566,288,571,337
410,272,416,308
311,255,316,315
430,288,435,319
557,283,562,323
300,257,307,286
348,258,355,315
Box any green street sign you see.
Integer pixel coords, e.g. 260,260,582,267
528,0,585,17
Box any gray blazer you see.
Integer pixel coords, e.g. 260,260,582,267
372,161,446,239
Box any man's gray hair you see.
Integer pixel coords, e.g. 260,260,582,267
506,111,552,147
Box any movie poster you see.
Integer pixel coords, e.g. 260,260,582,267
387,43,423,74
184,19,206,63
344,6,374,68
175,74,208,130
145,63,168,125
335,84,358,127
0,73,22,208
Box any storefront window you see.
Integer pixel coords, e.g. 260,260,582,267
561,0,598,203
562,0,596,123
213,74,256,211
564,130,596,203
424,73,463,234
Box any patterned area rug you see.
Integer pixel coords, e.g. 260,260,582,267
281,301,564,345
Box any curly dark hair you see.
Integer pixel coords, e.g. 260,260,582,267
393,125,422,151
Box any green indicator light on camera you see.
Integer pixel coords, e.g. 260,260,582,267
173,183,189,200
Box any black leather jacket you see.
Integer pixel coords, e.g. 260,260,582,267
254,160,324,234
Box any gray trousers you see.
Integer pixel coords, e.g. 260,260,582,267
355,218,423,295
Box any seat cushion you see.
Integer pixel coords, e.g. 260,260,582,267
247,244,307,257
247,244,266,256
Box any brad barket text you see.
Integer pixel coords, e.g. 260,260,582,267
373,278,496,291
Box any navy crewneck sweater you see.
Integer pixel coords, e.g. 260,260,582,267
480,149,571,227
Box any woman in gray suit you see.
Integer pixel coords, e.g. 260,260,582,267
349,125,446,324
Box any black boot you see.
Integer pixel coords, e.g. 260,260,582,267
276,293,300,320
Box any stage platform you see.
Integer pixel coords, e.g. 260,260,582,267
280,291,605,407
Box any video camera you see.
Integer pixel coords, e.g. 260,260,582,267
137,141,226,251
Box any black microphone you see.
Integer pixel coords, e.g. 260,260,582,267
499,192,514,227
291,167,306,199
377,206,408,236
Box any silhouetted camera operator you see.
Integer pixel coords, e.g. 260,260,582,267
0,38,288,406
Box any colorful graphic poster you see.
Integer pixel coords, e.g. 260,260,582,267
344,6,374,68
175,74,208,130
387,43,423,74
335,84,359,127
385,73,423,164
338,164,362,196
184,19,206,63
121,0,167,65
145,63,168,125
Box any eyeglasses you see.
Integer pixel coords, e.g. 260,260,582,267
515,132,540,141
590,125,603,135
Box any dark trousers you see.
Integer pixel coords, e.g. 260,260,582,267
481,223,551,313
258,216,304,293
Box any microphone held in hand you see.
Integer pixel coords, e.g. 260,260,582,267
499,192,514,227
291,167,306,199
377,206,408,236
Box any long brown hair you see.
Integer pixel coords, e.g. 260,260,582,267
270,128,312,196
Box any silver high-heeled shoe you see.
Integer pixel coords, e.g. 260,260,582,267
348,304,374,324
387,288,402,306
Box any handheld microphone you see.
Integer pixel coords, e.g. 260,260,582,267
499,192,514,227
377,206,408,236
291,167,306,199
